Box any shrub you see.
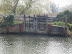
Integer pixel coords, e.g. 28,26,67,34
51,22,65,26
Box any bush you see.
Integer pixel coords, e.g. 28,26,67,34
51,22,72,31
51,22,65,26
68,24,72,31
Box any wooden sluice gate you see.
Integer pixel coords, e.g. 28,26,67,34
24,15,49,34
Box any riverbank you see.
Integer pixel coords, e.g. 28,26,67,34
70,31,72,36
0,32,69,37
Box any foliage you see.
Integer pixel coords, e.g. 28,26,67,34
51,22,65,26
51,21,72,31
13,21,23,24
56,10,72,23
0,0,50,15
68,24,72,31
19,0,35,15
1,15,14,27
0,0,19,14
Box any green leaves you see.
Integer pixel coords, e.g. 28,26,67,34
56,10,72,24
0,0,19,14
0,0,50,15
51,22,65,26
3,15,14,26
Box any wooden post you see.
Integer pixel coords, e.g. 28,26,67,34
36,16,38,32
65,15,67,27
46,17,48,32
33,15,35,32
29,16,30,30
33,15,37,32
24,15,26,31
65,15,70,36
39,19,40,30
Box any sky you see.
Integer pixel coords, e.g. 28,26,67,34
51,0,71,7
19,0,72,8
0,0,71,8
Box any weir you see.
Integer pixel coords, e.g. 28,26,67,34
2,14,67,36
23,15,53,34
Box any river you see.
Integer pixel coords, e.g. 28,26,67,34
0,35,72,54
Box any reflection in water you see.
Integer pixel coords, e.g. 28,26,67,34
0,35,72,54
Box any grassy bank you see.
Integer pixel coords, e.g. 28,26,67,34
13,21,23,24
51,22,65,27
70,31,72,36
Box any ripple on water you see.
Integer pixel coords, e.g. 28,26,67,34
0,35,72,54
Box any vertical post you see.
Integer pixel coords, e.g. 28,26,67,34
29,16,30,30
65,15,70,35
36,16,38,32
39,18,40,30
46,16,48,33
24,15,26,31
33,15,35,32
65,15,67,28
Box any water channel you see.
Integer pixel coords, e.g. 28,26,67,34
0,35,72,54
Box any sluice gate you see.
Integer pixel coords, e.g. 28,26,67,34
24,15,51,34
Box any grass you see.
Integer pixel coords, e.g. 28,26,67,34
51,22,66,27
13,21,23,24
70,32,72,35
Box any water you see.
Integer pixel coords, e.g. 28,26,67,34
0,35,72,54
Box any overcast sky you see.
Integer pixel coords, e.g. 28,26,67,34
51,0,72,7
0,0,71,8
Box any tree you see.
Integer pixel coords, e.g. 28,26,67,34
56,10,72,23
12,0,19,14
2,15,14,27
1,0,19,14
0,0,50,15
20,0,37,15
50,2,58,13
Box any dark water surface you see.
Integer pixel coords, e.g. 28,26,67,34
0,35,72,54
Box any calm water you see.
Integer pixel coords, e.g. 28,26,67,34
0,35,72,54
